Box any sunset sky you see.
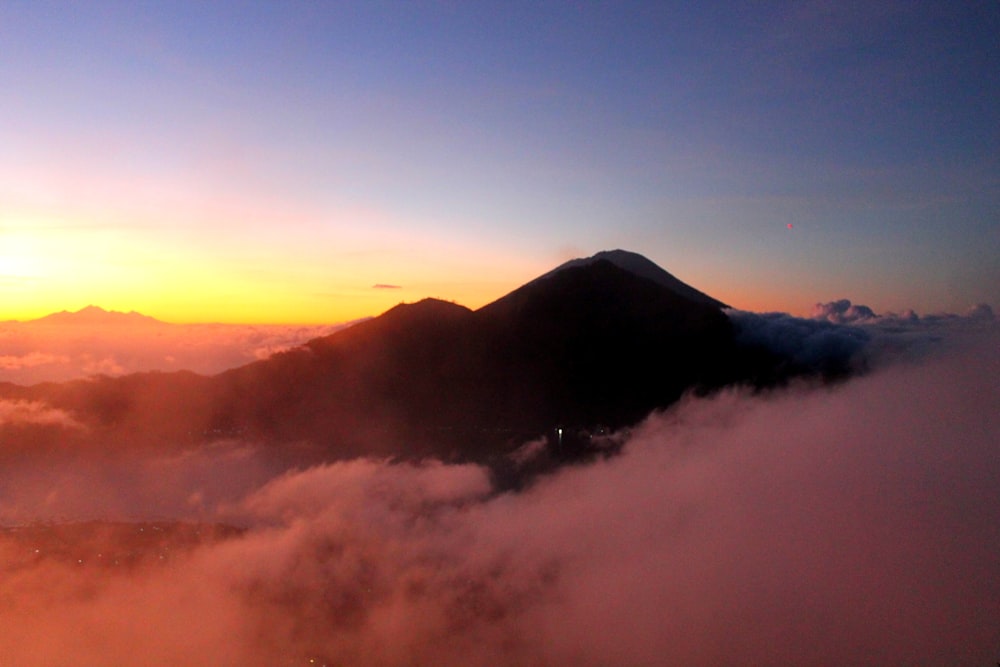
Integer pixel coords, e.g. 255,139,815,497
1,1,997,323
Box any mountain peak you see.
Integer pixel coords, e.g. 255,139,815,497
537,249,728,308
383,298,472,319
28,306,165,327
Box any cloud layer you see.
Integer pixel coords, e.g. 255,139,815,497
728,299,996,373
0,318,357,383
0,322,996,666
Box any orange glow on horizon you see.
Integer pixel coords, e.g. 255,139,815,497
3,274,812,325
3,216,818,324
0,222,531,324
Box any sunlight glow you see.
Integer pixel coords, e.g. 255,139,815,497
0,230,49,279
0,254,40,278
0,212,534,324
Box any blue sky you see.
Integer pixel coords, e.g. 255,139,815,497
1,1,997,321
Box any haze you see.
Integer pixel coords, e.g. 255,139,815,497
0,306,356,383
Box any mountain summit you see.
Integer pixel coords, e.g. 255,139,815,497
3,250,780,472
200,250,743,460
537,250,728,308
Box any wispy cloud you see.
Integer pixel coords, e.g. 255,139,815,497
0,318,354,383
0,399,82,429
0,352,69,370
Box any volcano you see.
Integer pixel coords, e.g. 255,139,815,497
1,251,780,467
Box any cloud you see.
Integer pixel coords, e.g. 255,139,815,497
372,283,403,289
0,351,70,370
727,309,871,372
81,355,126,376
966,303,995,320
0,440,282,525
812,298,996,327
729,300,997,373
251,344,294,360
0,326,996,665
0,399,83,429
234,458,491,524
507,436,547,467
0,319,357,383
811,298,877,323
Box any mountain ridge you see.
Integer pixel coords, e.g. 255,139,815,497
200,252,741,461
26,305,167,327
0,250,787,475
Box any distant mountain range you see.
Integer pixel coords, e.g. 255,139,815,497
0,251,796,475
26,305,167,327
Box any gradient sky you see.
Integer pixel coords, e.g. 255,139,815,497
1,1,997,323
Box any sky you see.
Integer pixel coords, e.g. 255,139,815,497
1,1,997,323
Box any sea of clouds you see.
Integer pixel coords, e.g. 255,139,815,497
0,303,996,666
0,317,356,384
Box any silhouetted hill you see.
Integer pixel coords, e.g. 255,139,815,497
475,259,734,428
208,298,482,459
202,256,746,462
0,251,790,468
536,249,728,308
27,305,166,328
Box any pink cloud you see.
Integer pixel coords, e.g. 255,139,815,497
0,319,356,383
0,399,82,429
0,328,996,665
0,351,70,370
81,355,126,376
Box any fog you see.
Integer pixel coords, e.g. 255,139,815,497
0,320,997,665
0,315,355,383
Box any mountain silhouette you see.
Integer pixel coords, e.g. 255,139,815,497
534,249,728,308
1,251,788,469
191,253,763,463
26,305,166,328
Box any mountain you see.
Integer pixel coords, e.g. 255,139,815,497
535,249,728,308
27,305,166,328
1,251,784,470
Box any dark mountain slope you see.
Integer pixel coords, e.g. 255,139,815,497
203,259,741,459
534,249,728,308
208,299,481,458
0,371,216,458
0,251,788,465
474,259,735,430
